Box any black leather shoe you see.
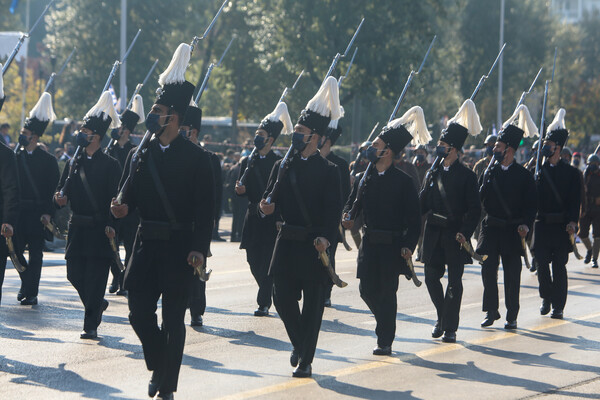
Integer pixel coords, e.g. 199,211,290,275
481,311,501,327
156,391,174,400
80,330,98,339
190,315,203,327
530,258,538,273
148,369,163,398
17,291,24,302
323,298,332,307
551,309,563,319
254,306,269,317
290,348,299,367
432,321,443,338
504,320,517,330
20,296,38,306
108,279,118,294
373,345,392,356
116,289,128,296
585,250,592,264
442,331,456,343
540,299,551,315
292,363,312,378
593,260,599,269
212,235,226,242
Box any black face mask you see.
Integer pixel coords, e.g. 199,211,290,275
493,150,506,163
573,158,581,167
542,144,555,158
415,154,425,163
110,128,121,141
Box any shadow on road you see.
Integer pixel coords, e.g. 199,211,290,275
315,375,422,399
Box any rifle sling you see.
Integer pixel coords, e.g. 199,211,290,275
289,168,312,228
147,152,178,225
79,165,102,220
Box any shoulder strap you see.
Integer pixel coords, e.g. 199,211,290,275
79,164,101,218
19,154,41,202
147,151,178,225
289,167,312,228
436,173,455,220
491,174,513,220
541,166,564,208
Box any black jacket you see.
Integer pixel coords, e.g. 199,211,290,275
108,140,135,169
264,151,342,281
0,142,20,227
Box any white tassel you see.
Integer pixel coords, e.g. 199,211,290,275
158,43,191,86
328,106,345,129
265,102,293,135
131,94,145,123
84,91,122,129
448,99,483,136
0,63,3,98
502,104,538,138
388,105,432,146
29,92,56,122
547,108,567,132
305,76,342,120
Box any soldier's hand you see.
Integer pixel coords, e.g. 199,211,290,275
566,222,577,235
188,251,205,269
401,248,412,260
341,213,354,230
455,232,466,244
105,226,116,239
314,237,330,253
1,224,14,238
275,221,283,231
259,199,275,215
110,198,129,219
350,175,356,187
40,214,51,226
518,224,529,238
234,181,246,195
54,192,67,207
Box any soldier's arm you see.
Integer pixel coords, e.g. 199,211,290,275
322,164,342,246
106,159,122,229
1,151,20,226
567,167,583,224
523,169,538,230
342,172,360,215
459,170,482,239
403,176,422,251
192,151,215,257
45,156,61,216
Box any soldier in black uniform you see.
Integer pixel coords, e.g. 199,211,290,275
14,92,60,305
342,106,427,355
477,107,538,329
319,117,351,307
580,154,600,268
420,100,482,343
413,144,430,261
259,77,342,378
106,95,144,296
54,91,122,339
0,140,20,305
534,109,582,320
111,44,215,400
235,102,290,316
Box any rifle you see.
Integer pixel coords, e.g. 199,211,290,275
104,58,159,154
346,35,436,221
238,70,305,187
59,29,142,197
194,36,235,105
350,122,380,177
44,47,76,92
535,48,558,180
2,0,54,76
324,18,365,80
117,2,228,205
422,43,506,192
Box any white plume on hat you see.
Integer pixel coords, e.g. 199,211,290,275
328,106,345,130
547,108,567,132
265,102,294,135
0,63,4,98
387,105,431,146
29,92,56,123
502,104,538,138
305,76,343,120
130,94,145,123
448,99,483,136
158,43,191,86
84,91,121,129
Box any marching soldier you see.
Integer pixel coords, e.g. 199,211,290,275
580,154,600,268
477,106,538,329
534,108,581,319
54,91,122,339
111,44,215,399
319,117,351,307
106,94,145,295
413,144,431,186
259,76,342,378
420,100,482,343
473,135,497,181
342,106,428,355
235,102,290,316
14,92,60,305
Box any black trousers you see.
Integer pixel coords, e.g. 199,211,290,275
579,207,600,238
129,284,189,393
325,242,339,300
0,240,7,304
66,256,111,331
273,275,325,367
110,215,138,285
534,246,569,311
424,241,464,333
359,265,399,347
15,227,44,298
246,243,274,308
189,278,206,317
481,249,522,321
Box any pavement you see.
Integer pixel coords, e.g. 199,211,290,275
1,216,600,399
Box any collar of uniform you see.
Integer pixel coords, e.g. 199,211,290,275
376,165,392,176
299,150,319,161
159,143,170,152
442,159,457,172
259,154,266,159
500,161,514,171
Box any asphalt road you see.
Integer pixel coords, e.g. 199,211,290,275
1,217,600,399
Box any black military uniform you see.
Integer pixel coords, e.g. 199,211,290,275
0,142,20,305
229,161,248,242
344,119,422,354
579,154,600,267
420,123,481,342
119,68,215,396
534,121,581,319
57,109,122,337
477,125,537,328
